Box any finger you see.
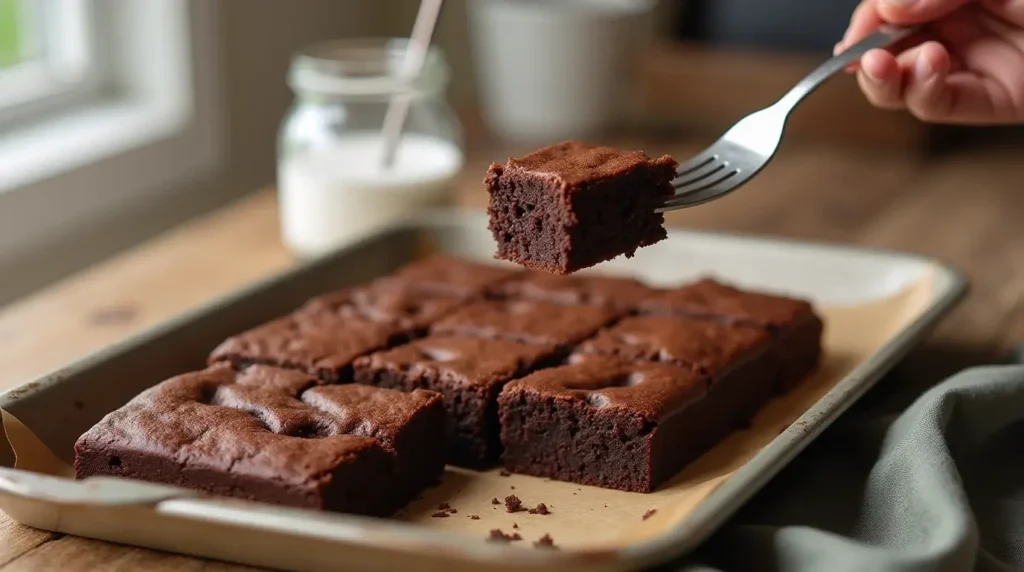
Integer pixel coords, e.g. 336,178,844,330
857,49,906,109
840,29,934,74
980,0,1024,29
901,42,956,121
877,0,975,24
939,72,1022,124
841,0,886,49
923,11,1024,123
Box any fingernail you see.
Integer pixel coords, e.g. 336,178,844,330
864,66,883,82
885,0,917,5
833,42,843,55
915,56,934,81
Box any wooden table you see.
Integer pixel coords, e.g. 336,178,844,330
2,139,1023,570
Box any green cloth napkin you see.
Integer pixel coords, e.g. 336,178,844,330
668,365,1024,572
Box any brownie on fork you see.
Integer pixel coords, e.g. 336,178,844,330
486,141,677,274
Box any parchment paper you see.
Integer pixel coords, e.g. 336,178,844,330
0,279,933,552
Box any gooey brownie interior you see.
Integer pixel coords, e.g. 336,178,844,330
486,141,677,274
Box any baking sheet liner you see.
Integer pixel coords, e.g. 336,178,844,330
0,213,963,571
0,280,932,550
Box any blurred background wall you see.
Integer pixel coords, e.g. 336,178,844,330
0,0,1000,305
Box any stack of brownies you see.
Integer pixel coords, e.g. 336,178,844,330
75,255,823,516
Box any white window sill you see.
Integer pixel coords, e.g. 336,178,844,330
0,98,192,193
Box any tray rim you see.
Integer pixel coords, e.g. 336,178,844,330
0,209,969,570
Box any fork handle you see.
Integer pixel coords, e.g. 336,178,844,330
776,25,919,111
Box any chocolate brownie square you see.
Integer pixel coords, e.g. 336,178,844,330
489,271,659,311
575,315,778,422
486,141,677,274
302,278,466,335
209,309,397,384
74,364,446,516
210,277,474,382
353,335,558,467
389,255,520,298
640,279,824,391
431,299,622,348
499,356,743,492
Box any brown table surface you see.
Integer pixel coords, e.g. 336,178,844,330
2,139,1023,570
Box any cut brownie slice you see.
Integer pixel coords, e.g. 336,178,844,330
431,299,622,348
301,383,446,501
209,277,473,382
74,364,446,516
574,315,778,422
489,271,659,311
209,309,397,384
640,279,824,391
499,356,739,492
486,140,677,274
389,255,520,298
353,335,558,467
301,278,466,335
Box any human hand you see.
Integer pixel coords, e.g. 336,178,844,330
837,0,1024,124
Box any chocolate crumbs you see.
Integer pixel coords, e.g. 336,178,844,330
534,534,557,549
513,522,519,529
434,502,459,517
487,529,523,543
469,515,480,520
504,495,523,513
499,469,511,477
528,503,550,515
491,497,501,505
643,509,657,520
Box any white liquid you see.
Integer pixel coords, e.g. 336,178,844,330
278,132,463,257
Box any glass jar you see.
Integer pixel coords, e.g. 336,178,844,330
278,38,464,258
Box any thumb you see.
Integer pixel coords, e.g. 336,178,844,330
877,0,974,23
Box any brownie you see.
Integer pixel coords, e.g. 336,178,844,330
353,335,558,467
301,278,466,334
389,255,520,298
74,364,446,516
486,140,677,274
574,315,778,422
209,309,397,384
640,279,824,391
499,356,745,492
489,271,659,310
431,299,622,348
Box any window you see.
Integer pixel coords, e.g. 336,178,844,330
0,0,95,128
0,0,223,293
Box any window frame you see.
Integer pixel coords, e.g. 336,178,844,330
0,0,101,128
0,0,224,277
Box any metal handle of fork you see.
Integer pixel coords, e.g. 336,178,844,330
775,25,919,111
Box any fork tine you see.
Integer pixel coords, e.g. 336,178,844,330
659,173,741,212
672,168,739,196
672,158,729,190
674,152,718,176
658,183,733,212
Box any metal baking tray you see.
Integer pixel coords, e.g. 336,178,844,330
0,209,966,572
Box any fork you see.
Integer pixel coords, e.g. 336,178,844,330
658,25,918,212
